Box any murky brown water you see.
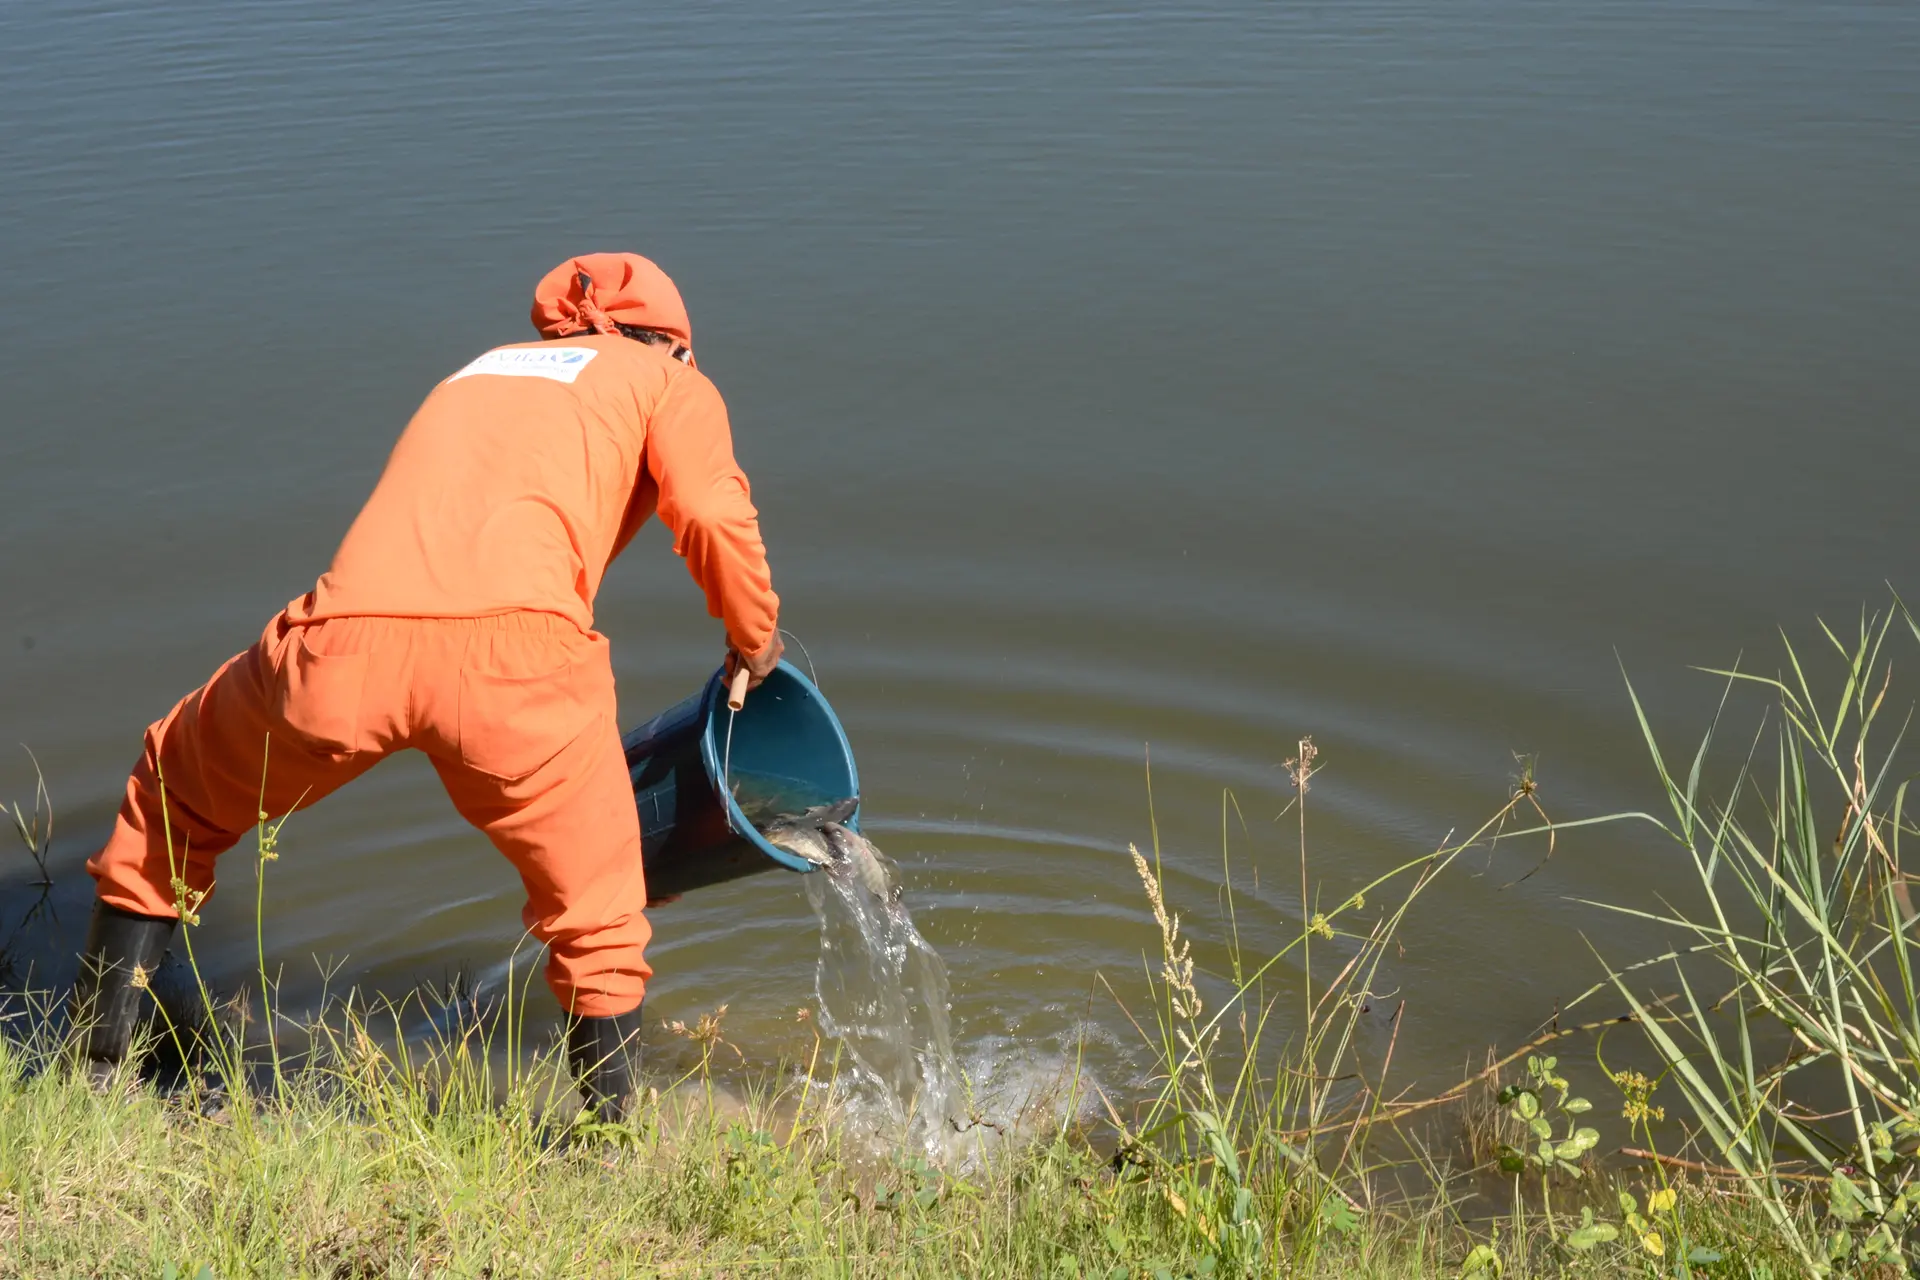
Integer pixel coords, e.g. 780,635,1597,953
3,1,1918,1101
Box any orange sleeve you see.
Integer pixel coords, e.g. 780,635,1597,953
644,371,780,655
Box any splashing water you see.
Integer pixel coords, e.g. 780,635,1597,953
752,799,1103,1164
797,827,968,1156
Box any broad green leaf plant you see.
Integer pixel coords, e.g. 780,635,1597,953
1494,1055,1603,1247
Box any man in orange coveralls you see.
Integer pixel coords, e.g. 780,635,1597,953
72,253,783,1118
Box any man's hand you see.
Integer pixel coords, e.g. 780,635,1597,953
725,632,785,692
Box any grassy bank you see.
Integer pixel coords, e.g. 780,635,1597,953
8,602,1920,1277
0,1020,1806,1279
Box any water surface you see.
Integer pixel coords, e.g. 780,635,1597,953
3,1,1918,1099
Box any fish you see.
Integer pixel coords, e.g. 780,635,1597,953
762,823,833,866
821,821,901,907
759,797,860,867
755,796,900,905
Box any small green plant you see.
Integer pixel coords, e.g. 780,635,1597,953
872,1154,944,1213
1824,1162,1911,1270
1458,1227,1503,1277
1617,1185,1677,1259
1562,1205,1618,1253
1494,1054,1601,1236
2,746,53,887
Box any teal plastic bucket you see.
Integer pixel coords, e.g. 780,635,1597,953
623,660,860,899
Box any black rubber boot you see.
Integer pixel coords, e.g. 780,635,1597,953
566,1006,643,1122
70,899,175,1086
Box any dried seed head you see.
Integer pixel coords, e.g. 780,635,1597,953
1130,844,1201,1021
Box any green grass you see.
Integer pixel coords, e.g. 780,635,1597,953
10,604,1915,1277
0,1017,1815,1279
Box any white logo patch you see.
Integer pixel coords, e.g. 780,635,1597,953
447,346,598,384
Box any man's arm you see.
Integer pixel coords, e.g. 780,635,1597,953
644,371,781,666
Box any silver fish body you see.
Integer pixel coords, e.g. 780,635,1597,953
762,822,835,866
757,796,860,868
794,797,860,827
750,797,897,902
822,821,900,906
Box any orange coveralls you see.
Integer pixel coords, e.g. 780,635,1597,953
88,312,779,1017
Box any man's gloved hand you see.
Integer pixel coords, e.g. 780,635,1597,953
725,632,785,692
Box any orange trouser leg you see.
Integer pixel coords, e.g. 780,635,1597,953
431,705,651,1019
418,613,650,1018
414,614,648,1016
88,615,380,919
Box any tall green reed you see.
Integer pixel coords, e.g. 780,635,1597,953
1585,600,1920,1272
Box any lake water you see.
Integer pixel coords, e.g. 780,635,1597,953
3,1,1918,1104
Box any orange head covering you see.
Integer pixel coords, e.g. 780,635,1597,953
531,253,692,346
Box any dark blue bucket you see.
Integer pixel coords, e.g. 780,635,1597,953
624,659,860,899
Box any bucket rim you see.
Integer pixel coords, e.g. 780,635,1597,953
696,659,861,873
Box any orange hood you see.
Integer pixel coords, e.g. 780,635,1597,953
531,252,692,346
